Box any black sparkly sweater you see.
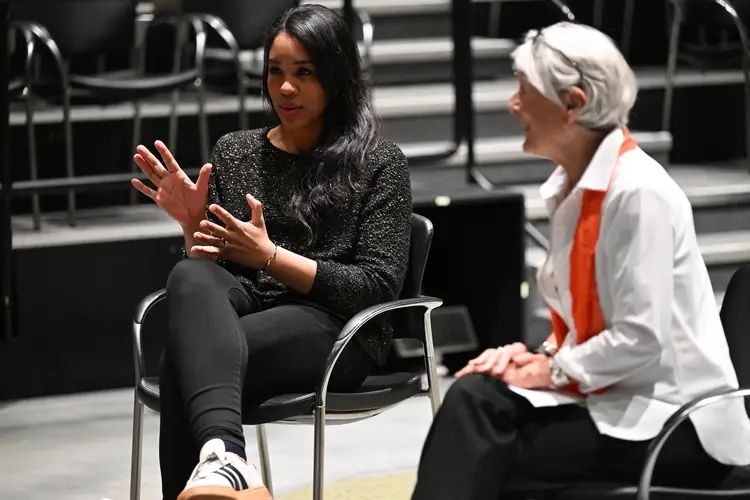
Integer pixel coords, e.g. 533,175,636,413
202,127,412,365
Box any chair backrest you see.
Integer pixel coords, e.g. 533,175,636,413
681,0,750,28
389,213,434,341
401,213,433,300
11,0,137,58
720,265,750,395
181,0,300,49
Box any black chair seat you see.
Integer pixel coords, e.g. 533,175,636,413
243,372,423,424
328,372,423,412
9,77,25,99
242,393,317,425
504,467,750,499
139,372,424,425
28,68,199,105
70,68,199,99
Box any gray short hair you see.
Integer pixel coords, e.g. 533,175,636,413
511,22,638,130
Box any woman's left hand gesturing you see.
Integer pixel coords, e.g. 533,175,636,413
191,193,276,269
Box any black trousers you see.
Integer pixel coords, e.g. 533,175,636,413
159,259,372,500
412,374,733,500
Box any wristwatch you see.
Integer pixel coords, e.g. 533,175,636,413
549,356,572,388
536,340,558,357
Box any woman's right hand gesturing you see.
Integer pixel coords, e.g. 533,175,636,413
131,140,212,230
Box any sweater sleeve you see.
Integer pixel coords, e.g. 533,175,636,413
308,145,412,318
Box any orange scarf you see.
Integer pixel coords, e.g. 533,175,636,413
549,129,637,394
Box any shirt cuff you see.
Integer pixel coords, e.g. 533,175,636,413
551,346,590,391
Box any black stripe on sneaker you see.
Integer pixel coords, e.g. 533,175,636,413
221,467,242,491
225,463,249,490
216,469,239,490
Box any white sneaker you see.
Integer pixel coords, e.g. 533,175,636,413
177,438,272,500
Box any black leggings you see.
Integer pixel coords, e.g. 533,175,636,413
159,259,372,500
412,374,733,500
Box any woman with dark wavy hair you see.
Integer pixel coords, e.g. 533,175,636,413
130,5,411,500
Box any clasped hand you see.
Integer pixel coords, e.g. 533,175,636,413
455,343,553,389
131,141,275,269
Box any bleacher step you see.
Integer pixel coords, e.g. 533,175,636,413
204,36,516,85
403,130,671,183
9,78,515,126
308,0,521,15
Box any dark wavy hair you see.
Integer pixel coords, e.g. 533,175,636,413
262,4,378,242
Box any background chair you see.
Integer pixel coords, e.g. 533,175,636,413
661,0,750,172
129,213,443,500
10,0,210,225
8,23,42,229
504,263,750,499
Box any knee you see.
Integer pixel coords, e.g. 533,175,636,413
166,258,217,294
443,373,513,409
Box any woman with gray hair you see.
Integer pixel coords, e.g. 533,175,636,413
411,22,750,500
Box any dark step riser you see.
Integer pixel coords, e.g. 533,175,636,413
371,58,512,87
348,4,499,40
480,150,671,187
528,200,750,235
382,109,518,144
367,13,452,40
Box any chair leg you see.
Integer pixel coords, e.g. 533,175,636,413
313,405,326,500
255,425,274,497
662,1,683,132
24,89,41,230
129,100,143,205
423,309,442,416
169,20,189,149
487,1,502,39
592,0,604,28
61,83,76,227
620,0,635,59
235,57,248,131
168,90,181,150
196,77,210,162
129,391,145,500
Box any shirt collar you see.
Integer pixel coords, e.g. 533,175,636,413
539,128,627,215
